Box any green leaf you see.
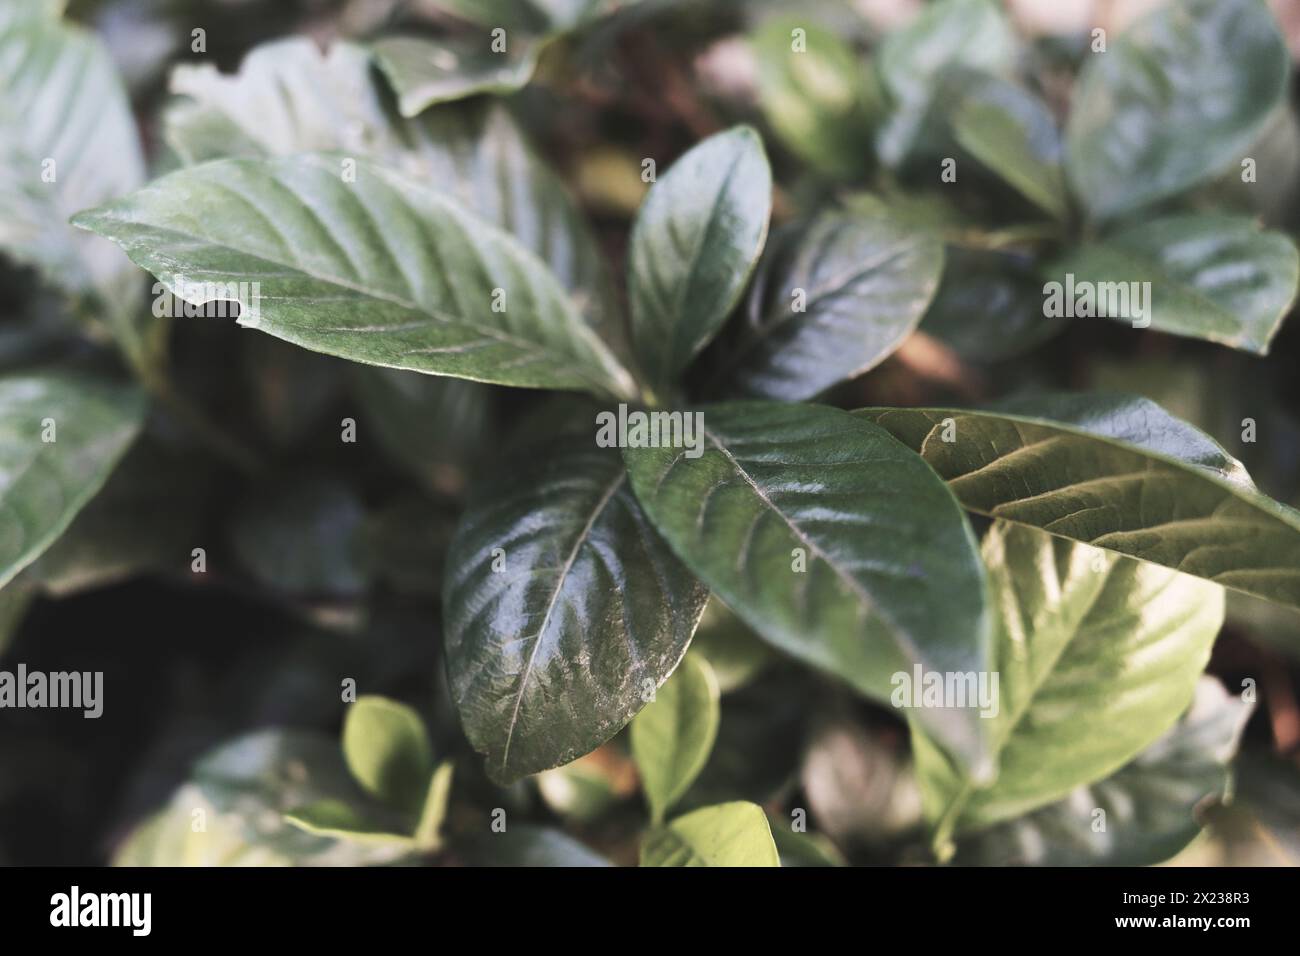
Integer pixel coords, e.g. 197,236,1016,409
1066,0,1289,222
875,0,1016,167
372,34,542,118
714,209,943,400
0,371,146,590
166,41,622,350
113,731,414,866
444,423,708,784
622,401,992,774
750,17,882,180
0,13,143,294
1050,214,1299,354
72,154,636,399
628,127,771,388
412,760,455,851
954,676,1252,865
630,653,720,822
640,800,780,866
952,76,1067,220
916,521,1224,843
283,799,417,847
342,696,435,817
920,247,1067,362
0,12,160,375
857,394,1300,609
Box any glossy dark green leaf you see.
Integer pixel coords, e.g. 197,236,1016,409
444,427,708,784
875,0,1016,167
920,247,1067,362
623,401,992,773
952,76,1067,220
630,653,720,822
954,676,1251,865
114,731,415,866
166,38,621,345
1066,0,1289,222
1050,214,1299,354
0,371,146,590
640,800,779,866
628,127,771,389
916,522,1224,844
750,17,882,180
715,209,943,400
857,394,1300,609
73,155,636,398
342,696,435,817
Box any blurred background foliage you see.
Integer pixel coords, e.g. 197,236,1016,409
2,0,1300,866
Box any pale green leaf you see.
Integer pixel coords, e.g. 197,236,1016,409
916,522,1224,842
342,696,435,817
630,653,720,822
640,800,780,866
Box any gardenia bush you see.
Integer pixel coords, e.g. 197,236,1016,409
2,0,1299,867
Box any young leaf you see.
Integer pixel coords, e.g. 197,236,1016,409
857,394,1300,609
639,800,780,866
283,799,417,847
1050,214,1300,354
0,371,146,590
916,522,1224,842
715,209,943,400
954,676,1252,865
443,427,708,784
951,76,1067,221
72,154,636,399
628,127,772,389
342,696,435,817
413,760,455,851
622,401,993,775
166,41,622,349
630,653,721,823
372,35,542,118
750,17,882,180
1066,0,1289,222
875,0,1016,167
